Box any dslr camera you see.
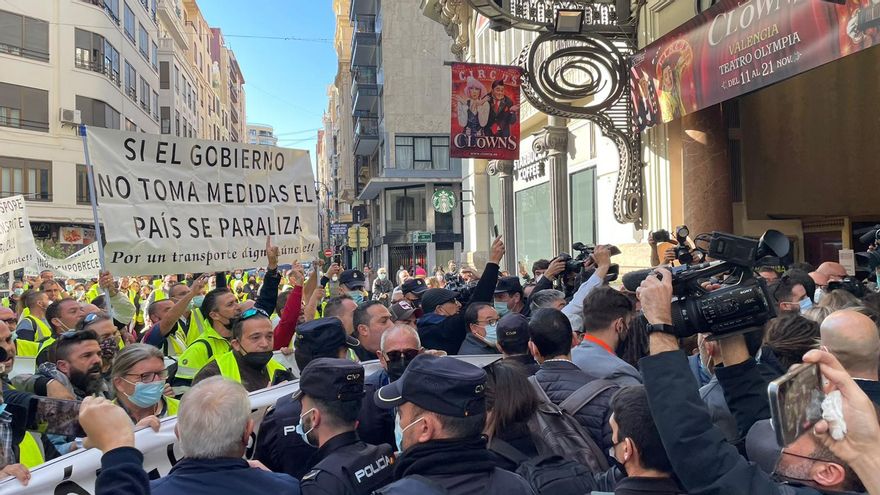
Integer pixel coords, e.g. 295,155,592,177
556,242,621,280
651,226,702,265
626,230,790,338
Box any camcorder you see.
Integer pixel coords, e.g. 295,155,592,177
856,224,880,274
624,230,790,338
827,277,865,298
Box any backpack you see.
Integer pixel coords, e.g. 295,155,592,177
489,438,598,495
527,375,614,473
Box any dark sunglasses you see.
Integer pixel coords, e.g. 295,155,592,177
384,349,419,362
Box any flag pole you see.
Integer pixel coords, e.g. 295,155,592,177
79,125,112,314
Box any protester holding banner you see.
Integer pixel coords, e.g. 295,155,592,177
141,275,210,356
142,275,178,325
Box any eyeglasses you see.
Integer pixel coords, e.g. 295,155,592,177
385,349,420,362
124,370,169,383
240,308,269,320
477,319,499,326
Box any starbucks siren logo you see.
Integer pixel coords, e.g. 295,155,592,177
432,189,456,214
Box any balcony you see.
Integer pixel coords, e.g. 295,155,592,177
353,113,379,156
74,56,121,87
229,83,239,104
158,0,187,48
230,106,239,124
350,0,377,19
351,16,379,67
351,67,379,113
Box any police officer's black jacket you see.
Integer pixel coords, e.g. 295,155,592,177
457,332,500,356
301,431,394,495
374,436,536,495
359,370,395,448
639,350,866,495
534,360,616,456
416,263,499,355
503,354,540,376
256,374,394,480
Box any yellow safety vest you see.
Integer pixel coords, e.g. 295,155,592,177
1,297,8,309
185,309,208,345
85,285,100,303
153,288,167,303
18,432,43,468
23,316,52,342
176,326,230,379
37,336,55,355
214,350,287,385
16,339,39,358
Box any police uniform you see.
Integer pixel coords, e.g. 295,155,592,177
254,318,361,480
372,354,537,495
295,358,395,495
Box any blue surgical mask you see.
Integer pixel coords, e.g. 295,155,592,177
12,288,23,297
394,413,424,452
296,408,317,447
123,380,165,408
483,323,498,345
350,291,365,305
799,297,813,313
192,295,205,309
493,302,510,317
813,287,824,304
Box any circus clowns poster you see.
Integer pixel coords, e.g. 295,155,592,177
449,63,523,160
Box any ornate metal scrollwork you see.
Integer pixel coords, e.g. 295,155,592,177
516,30,643,228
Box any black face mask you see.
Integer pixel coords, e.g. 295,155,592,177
386,357,415,382
241,350,274,370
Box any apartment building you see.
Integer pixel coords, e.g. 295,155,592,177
0,0,161,238
341,0,461,271
0,0,247,246
247,123,277,146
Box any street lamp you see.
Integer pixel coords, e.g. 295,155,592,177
554,8,585,34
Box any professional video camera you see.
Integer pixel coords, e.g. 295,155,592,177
827,277,866,298
855,225,880,275
623,230,790,338
444,276,477,304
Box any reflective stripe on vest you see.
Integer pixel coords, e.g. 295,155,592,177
176,331,229,379
18,431,43,468
37,336,56,354
214,350,286,384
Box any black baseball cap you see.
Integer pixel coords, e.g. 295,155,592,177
496,312,529,348
292,358,365,402
339,269,366,289
390,301,417,322
294,317,360,356
401,278,428,295
420,288,458,314
374,354,487,417
495,276,523,294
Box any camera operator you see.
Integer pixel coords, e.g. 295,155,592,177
529,245,615,333
636,268,867,494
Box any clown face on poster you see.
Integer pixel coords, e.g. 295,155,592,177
449,62,523,160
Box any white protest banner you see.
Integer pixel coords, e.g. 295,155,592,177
0,356,498,494
24,243,102,280
0,195,36,273
84,128,319,276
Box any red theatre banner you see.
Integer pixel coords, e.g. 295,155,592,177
449,63,523,160
631,0,880,131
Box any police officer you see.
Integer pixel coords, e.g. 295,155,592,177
254,318,360,479
372,354,535,494
297,358,394,494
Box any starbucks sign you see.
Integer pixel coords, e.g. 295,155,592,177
432,189,456,214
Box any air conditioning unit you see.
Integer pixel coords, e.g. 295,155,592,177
59,108,82,125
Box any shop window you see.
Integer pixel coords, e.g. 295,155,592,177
515,182,551,264
570,168,596,247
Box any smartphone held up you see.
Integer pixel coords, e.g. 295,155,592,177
768,363,825,447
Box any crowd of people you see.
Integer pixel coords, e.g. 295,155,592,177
0,235,878,495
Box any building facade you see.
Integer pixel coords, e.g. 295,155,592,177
422,3,647,272
0,0,247,248
324,0,463,273
247,123,277,146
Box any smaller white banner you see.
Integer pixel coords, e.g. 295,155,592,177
0,196,36,273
